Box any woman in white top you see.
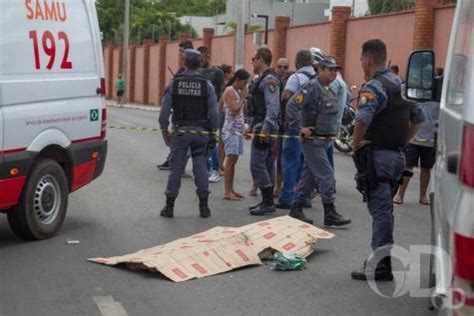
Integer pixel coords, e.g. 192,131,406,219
222,69,250,201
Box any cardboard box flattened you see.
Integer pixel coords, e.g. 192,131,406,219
89,216,333,282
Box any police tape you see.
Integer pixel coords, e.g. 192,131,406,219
106,124,343,140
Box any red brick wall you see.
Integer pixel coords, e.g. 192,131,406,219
111,45,123,100
210,35,235,67
272,16,291,68
330,6,351,72
105,1,455,108
413,0,438,50
134,46,145,103
344,11,416,89
433,5,456,69
285,22,331,72
148,44,161,106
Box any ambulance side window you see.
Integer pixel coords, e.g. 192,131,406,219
445,1,474,113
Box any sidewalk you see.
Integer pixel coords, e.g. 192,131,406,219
106,100,160,112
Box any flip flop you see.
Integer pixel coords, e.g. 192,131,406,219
233,192,245,199
419,199,430,205
224,195,241,201
393,197,404,205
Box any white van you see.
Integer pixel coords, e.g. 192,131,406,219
0,1,107,239
405,1,474,314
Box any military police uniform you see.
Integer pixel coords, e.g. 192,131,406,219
351,67,425,280
248,69,281,215
158,49,218,218
286,65,351,226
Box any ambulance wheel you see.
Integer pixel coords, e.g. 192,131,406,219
8,158,69,240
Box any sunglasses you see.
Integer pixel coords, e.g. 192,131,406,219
277,65,289,69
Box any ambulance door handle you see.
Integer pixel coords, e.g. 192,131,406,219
446,152,459,174
96,87,102,95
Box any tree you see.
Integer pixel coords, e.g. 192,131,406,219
223,21,261,34
367,0,416,15
96,0,226,43
368,0,457,15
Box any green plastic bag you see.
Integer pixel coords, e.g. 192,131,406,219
272,252,307,271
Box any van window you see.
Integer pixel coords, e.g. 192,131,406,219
445,1,474,113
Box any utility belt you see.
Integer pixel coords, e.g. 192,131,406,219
175,120,209,129
313,132,337,139
352,144,402,202
251,122,273,150
371,144,404,152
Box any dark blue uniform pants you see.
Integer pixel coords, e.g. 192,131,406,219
166,130,209,198
250,143,275,188
294,139,335,205
368,149,405,251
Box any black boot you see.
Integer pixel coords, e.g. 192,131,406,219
351,256,393,281
160,196,175,218
289,203,313,224
323,203,351,227
199,196,211,218
250,187,276,216
249,201,264,211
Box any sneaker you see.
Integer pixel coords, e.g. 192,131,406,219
209,170,222,183
157,159,170,170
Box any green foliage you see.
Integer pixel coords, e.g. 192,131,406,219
368,0,456,15
367,0,415,15
96,0,226,44
223,21,261,34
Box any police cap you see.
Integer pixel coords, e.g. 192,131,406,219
184,49,201,62
319,57,342,70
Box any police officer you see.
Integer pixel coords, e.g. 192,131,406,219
158,49,218,218
247,47,281,216
350,39,424,281
157,40,194,171
286,57,351,227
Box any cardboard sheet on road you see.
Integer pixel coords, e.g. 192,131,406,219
89,216,334,282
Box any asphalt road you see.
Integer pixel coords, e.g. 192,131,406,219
0,106,436,316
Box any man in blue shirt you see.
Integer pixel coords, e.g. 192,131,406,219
276,49,316,209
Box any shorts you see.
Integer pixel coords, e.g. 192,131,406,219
223,134,244,156
405,143,436,169
117,90,124,97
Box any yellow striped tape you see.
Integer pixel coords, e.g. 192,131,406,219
106,125,347,141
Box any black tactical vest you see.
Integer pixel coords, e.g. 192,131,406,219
172,75,209,127
364,76,414,149
249,69,281,125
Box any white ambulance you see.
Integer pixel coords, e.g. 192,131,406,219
405,1,474,314
0,0,107,239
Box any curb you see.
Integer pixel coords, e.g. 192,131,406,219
106,101,160,112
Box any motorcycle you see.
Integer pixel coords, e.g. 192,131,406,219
334,104,355,153
334,85,357,154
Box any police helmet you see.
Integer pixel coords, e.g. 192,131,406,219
309,47,328,66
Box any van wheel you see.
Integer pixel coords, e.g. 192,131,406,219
7,158,68,240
